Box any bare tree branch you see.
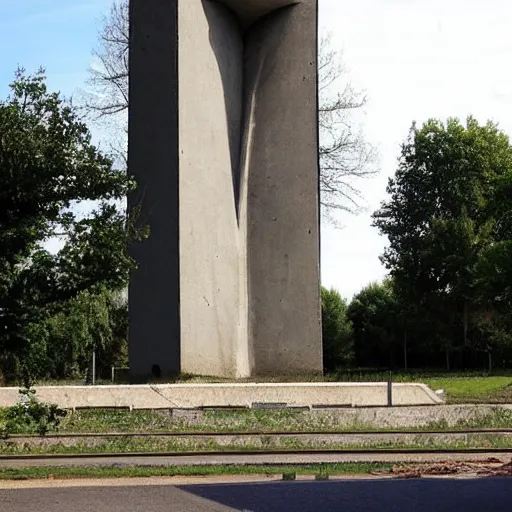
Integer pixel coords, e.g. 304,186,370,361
318,32,379,221
80,2,378,220
78,0,128,165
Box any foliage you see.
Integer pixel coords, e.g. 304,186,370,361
0,68,143,380
82,1,378,215
20,288,128,381
0,386,67,437
372,117,512,369
347,280,402,368
321,287,354,371
0,463,393,481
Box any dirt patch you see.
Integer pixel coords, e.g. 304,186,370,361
373,458,512,478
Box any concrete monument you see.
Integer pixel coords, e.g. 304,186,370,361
128,0,322,380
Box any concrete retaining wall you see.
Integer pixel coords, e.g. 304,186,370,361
0,383,442,410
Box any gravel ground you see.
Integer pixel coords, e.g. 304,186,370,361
0,451,510,468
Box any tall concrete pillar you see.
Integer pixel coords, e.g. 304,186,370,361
128,0,322,380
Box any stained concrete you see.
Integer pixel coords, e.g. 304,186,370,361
244,1,322,375
178,1,243,378
128,0,322,379
0,383,442,409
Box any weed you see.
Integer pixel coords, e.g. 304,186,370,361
0,386,67,437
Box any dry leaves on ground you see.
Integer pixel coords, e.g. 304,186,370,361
372,458,512,479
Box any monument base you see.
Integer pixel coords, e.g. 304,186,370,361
0,383,443,409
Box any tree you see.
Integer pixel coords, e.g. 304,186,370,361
82,1,377,215
373,117,512,367
475,171,512,309
347,280,401,368
317,34,378,216
0,69,141,379
21,288,128,381
321,287,354,372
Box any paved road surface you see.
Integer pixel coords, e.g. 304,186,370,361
1,478,512,511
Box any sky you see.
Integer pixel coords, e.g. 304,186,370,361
0,0,511,300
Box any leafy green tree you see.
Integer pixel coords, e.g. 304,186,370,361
321,287,354,372
347,280,401,368
0,69,142,379
475,172,512,309
372,117,512,365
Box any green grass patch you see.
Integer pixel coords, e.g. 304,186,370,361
3,407,512,437
330,371,512,404
58,409,182,433
422,377,512,403
1,408,373,435
0,462,393,481
1,433,512,455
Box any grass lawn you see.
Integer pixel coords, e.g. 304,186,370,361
2,406,510,436
421,376,512,403
0,463,393,481
1,433,512,455
329,371,512,404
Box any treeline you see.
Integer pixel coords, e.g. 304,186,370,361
324,117,512,373
323,279,512,373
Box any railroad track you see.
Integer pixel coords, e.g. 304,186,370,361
5,427,512,439
2,428,512,450
1,447,512,468
2,429,512,467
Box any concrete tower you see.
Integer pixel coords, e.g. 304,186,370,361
128,0,322,380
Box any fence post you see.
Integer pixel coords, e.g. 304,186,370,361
92,350,96,386
387,371,393,407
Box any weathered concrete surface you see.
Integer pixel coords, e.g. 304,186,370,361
128,0,181,380
244,1,322,375
0,383,441,409
178,1,243,378
128,0,322,380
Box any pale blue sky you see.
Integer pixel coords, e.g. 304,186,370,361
1,0,511,299
0,0,109,102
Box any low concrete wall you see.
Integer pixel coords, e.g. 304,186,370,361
309,404,512,429
0,383,442,409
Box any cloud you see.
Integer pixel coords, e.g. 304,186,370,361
492,91,508,102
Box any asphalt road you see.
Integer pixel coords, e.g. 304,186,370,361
1,478,512,512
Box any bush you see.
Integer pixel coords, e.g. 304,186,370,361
321,287,354,372
0,386,67,437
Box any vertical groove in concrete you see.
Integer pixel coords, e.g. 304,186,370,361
128,0,181,379
244,2,322,375
178,0,243,377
